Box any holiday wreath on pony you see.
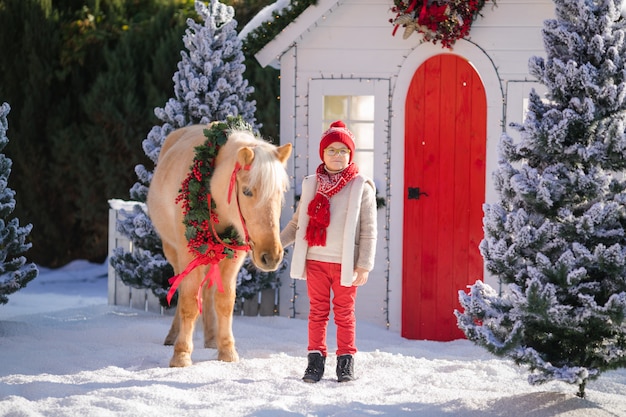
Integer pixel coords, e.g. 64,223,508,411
167,117,254,307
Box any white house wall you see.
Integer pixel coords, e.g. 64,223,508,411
273,0,555,334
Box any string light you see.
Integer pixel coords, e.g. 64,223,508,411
289,44,300,319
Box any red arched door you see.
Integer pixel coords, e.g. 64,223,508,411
402,54,486,341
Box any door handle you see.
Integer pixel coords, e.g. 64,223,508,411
407,187,429,200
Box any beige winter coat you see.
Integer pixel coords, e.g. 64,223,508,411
280,174,377,286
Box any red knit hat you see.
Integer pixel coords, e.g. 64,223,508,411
319,120,356,162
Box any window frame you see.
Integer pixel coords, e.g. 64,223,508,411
308,78,389,184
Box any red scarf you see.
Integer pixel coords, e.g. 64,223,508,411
305,163,359,246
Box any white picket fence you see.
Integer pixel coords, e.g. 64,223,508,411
107,199,167,314
107,199,278,316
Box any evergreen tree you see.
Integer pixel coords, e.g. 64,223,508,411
0,0,195,267
0,103,38,305
110,0,258,306
456,0,626,398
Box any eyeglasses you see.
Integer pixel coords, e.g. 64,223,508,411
324,148,351,157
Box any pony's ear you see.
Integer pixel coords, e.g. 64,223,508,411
237,147,255,166
276,143,292,164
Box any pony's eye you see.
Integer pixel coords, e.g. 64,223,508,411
242,187,253,197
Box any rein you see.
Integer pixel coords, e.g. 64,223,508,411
227,161,252,244
166,158,253,313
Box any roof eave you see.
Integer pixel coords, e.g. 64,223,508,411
255,0,338,68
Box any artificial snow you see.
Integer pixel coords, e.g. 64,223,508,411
238,0,290,40
1,260,625,416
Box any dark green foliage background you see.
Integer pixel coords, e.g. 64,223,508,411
0,0,278,267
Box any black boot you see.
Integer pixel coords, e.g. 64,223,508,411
302,352,326,383
336,354,355,382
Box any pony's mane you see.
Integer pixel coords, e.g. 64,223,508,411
229,130,290,206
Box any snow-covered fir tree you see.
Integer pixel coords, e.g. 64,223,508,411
0,102,38,304
456,0,626,398
110,0,259,306
236,250,289,300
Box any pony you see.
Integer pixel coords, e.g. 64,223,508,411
147,123,291,367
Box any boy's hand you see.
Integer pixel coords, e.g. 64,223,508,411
353,267,369,286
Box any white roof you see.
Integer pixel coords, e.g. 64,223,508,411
248,0,338,69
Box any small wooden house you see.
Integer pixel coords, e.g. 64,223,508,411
249,0,555,340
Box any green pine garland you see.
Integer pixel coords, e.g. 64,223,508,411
242,0,318,56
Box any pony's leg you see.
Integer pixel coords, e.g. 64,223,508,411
213,256,245,362
169,270,203,367
162,241,181,346
202,284,217,348
163,308,180,346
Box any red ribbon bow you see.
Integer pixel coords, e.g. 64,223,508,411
166,254,224,313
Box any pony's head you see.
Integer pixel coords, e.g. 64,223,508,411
213,130,292,271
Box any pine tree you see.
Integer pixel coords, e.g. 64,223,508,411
110,0,258,306
456,0,626,398
0,102,38,305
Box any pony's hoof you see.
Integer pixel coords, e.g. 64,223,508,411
169,353,192,367
217,349,239,362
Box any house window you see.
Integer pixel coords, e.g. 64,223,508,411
322,95,375,179
308,78,389,184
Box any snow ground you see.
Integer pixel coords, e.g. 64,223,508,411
1,260,625,416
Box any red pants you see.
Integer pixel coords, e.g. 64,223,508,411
305,260,358,356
